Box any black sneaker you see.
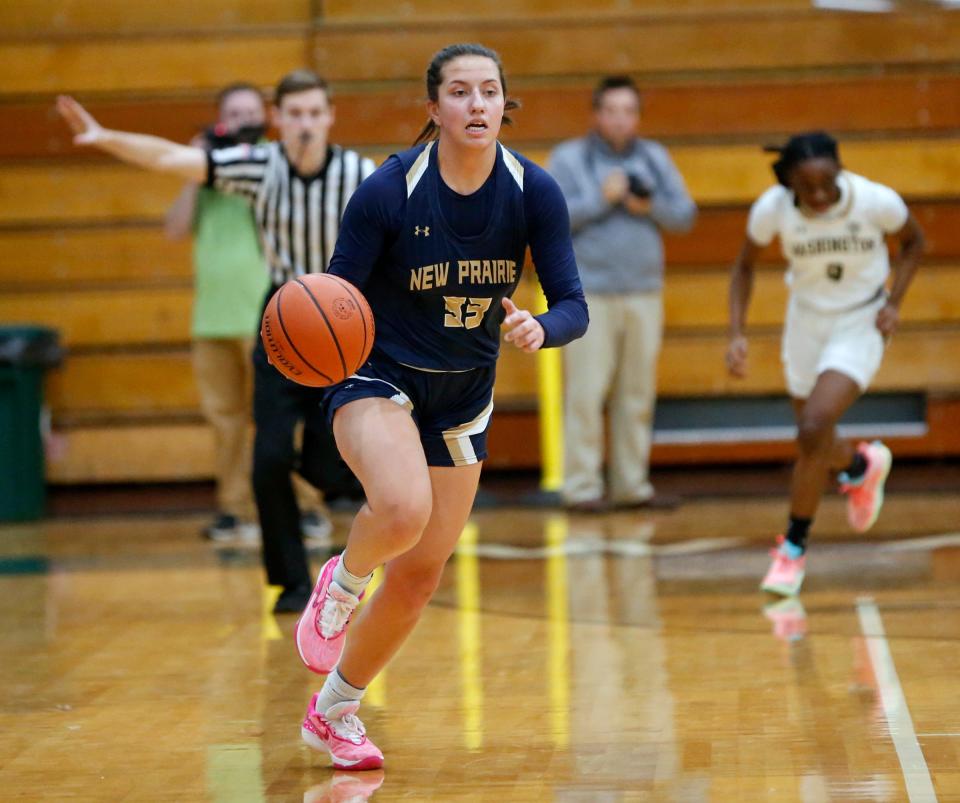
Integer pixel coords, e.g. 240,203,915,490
273,584,312,614
204,513,239,542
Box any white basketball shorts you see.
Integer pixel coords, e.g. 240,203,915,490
781,294,886,399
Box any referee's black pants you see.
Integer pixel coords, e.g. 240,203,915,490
251,336,359,591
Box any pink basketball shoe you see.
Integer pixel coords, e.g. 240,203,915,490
301,693,384,771
839,441,892,533
760,536,806,596
296,555,363,675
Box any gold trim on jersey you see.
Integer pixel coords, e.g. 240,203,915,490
500,144,524,190
406,141,434,198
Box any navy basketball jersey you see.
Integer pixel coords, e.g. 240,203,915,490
364,141,529,371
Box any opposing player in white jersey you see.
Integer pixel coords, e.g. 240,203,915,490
727,132,924,597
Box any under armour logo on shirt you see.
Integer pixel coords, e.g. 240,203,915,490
414,225,430,237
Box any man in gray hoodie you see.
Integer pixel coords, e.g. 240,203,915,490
549,76,696,510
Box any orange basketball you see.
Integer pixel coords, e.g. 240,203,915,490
260,274,375,387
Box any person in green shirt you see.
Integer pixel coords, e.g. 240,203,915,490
165,83,331,544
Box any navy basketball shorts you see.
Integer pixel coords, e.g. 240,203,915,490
324,354,496,467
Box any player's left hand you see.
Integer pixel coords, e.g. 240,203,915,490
875,302,900,337
502,297,545,353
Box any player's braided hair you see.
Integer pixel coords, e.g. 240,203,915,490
764,131,840,187
413,43,520,146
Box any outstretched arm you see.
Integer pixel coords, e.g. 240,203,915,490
57,95,206,182
726,237,762,378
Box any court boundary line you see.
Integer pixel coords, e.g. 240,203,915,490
457,530,960,561
856,597,938,803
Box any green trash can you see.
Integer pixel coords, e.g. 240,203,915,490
0,326,62,521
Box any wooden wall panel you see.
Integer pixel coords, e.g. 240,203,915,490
47,351,198,419
46,423,215,483
2,166,186,224
0,0,310,36
6,2,960,483
0,228,191,287
312,14,960,83
0,36,308,95
0,100,215,162
8,75,960,164
322,0,810,23
0,289,192,347
508,76,960,143
8,140,960,229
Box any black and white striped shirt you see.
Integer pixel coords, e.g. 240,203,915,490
207,142,376,286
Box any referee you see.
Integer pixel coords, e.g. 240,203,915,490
58,70,376,613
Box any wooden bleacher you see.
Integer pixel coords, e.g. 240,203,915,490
1,1,958,483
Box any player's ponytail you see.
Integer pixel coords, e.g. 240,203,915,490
764,131,840,187
413,43,520,146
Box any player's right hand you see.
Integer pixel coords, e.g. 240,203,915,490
725,334,748,378
56,95,105,146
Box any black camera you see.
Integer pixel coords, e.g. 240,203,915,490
203,122,266,149
626,172,652,199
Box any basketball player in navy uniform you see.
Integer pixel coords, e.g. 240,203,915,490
294,44,588,769
727,132,924,604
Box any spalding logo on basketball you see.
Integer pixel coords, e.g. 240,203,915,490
332,297,356,321
260,274,375,387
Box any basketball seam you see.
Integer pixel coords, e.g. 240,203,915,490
295,278,348,381
275,285,336,384
325,274,374,365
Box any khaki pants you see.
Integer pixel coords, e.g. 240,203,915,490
194,338,321,521
192,337,257,520
562,291,663,505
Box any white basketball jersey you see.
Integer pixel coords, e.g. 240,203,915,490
747,171,908,312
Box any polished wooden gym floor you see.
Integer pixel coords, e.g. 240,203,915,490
1,480,958,801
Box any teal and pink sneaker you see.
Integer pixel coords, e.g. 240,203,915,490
760,536,806,596
301,693,384,771
839,441,892,533
296,555,363,675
